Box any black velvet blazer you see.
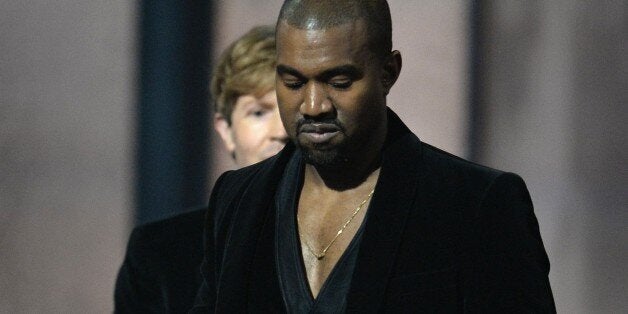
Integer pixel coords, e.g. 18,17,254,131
115,208,206,313
190,109,556,313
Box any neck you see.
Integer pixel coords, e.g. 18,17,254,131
304,152,381,191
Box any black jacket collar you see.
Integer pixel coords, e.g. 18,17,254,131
215,108,424,312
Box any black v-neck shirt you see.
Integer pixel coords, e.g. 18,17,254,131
274,151,367,313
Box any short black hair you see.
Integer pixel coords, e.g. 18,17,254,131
277,0,392,61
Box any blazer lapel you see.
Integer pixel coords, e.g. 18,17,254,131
215,144,294,313
346,111,425,312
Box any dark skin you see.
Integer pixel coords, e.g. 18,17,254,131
276,19,401,297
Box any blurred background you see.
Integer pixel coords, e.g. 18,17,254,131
0,1,625,313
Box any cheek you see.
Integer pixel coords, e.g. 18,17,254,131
278,110,295,134
232,121,265,153
335,91,370,116
335,89,384,130
277,104,298,136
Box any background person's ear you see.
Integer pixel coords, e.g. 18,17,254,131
382,50,402,95
214,113,236,155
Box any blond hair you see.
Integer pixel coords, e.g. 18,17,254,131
211,26,276,124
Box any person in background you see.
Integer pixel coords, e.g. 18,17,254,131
114,25,286,313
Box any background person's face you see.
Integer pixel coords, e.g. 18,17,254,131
275,20,389,166
215,90,288,167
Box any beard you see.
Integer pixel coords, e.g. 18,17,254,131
293,117,350,168
299,142,348,167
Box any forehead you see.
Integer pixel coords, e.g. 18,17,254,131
234,90,277,109
276,20,372,71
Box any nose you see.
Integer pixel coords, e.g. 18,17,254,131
270,108,288,142
300,82,332,118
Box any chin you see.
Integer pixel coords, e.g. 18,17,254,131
295,136,344,166
301,146,348,168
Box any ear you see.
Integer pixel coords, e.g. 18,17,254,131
381,50,402,95
213,113,236,154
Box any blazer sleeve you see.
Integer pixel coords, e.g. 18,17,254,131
189,172,230,313
469,173,556,313
114,228,163,313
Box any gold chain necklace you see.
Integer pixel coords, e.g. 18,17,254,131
298,189,375,260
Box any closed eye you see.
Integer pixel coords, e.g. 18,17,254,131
329,78,352,89
283,80,305,90
277,65,307,90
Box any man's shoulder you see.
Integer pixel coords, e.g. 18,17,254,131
213,152,285,198
121,208,206,284
129,207,206,249
389,129,504,181
382,128,520,215
411,141,519,199
420,142,503,178
386,109,506,185
219,158,270,186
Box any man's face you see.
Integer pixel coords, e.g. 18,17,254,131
214,90,288,167
276,20,389,166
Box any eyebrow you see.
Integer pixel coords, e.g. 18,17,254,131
276,65,305,79
276,64,363,81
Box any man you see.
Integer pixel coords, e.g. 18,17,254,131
190,1,556,313
114,26,286,313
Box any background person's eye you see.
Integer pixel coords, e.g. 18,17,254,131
248,109,268,118
252,110,265,117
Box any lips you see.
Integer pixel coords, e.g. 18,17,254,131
298,123,340,144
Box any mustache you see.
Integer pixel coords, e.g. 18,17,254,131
297,118,345,132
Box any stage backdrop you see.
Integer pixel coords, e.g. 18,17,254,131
475,1,627,312
0,1,135,312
